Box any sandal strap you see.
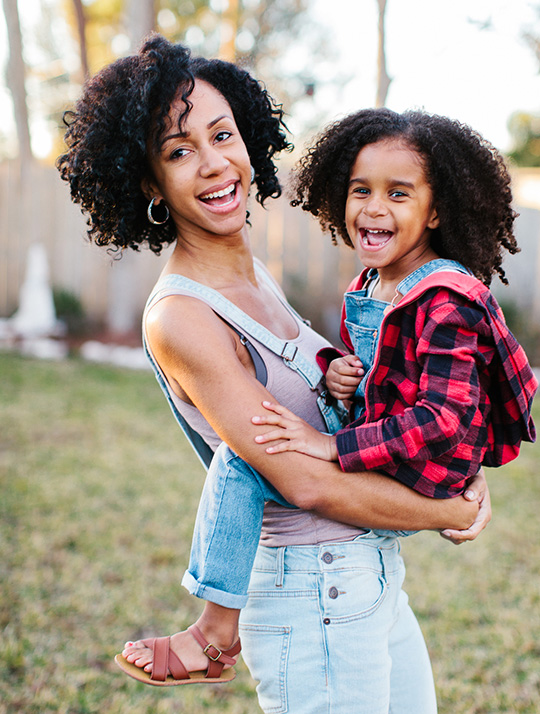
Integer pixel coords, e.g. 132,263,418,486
141,636,189,682
187,625,241,679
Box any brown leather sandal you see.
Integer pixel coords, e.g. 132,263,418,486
114,625,241,686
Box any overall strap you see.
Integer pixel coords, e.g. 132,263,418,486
147,269,324,390
143,265,348,469
396,258,471,296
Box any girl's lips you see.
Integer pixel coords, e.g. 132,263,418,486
359,227,393,249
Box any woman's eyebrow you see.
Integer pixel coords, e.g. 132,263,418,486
162,114,234,144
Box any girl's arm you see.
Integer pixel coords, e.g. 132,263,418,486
146,295,481,533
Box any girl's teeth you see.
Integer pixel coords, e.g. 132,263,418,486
201,184,235,200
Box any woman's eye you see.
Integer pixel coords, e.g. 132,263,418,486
170,147,189,160
215,130,232,143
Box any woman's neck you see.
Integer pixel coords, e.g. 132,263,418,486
164,226,257,288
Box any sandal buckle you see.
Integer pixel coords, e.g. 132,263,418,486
203,643,223,661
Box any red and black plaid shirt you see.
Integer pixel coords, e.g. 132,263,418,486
318,270,537,498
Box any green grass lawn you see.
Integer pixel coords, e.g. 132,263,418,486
1,352,539,713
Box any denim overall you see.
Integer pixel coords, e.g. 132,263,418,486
183,260,470,714
182,256,471,608
344,259,471,538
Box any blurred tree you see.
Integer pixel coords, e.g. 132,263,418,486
506,4,540,166
2,0,32,163
375,0,391,107
507,112,540,167
126,0,156,49
71,0,90,79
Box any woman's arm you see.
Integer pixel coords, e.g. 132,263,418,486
147,296,480,532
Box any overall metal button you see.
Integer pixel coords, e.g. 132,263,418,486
323,618,331,625
328,586,339,599
322,552,333,564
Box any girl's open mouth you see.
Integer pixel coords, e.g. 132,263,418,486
199,182,237,207
360,228,393,248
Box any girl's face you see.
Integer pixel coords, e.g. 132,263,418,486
345,138,440,282
143,80,252,242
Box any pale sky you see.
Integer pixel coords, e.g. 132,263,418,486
1,0,539,157
307,0,540,152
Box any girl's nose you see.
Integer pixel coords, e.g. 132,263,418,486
364,195,387,217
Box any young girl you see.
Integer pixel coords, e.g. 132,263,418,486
121,108,533,711
253,109,538,495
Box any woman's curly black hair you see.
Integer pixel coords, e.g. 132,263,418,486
56,34,292,254
291,108,518,285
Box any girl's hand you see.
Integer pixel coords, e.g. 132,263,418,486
253,401,338,461
326,355,364,400
439,468,492,544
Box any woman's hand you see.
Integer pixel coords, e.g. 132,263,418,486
252,401,338,461
326,355,364,400
439,468,492,544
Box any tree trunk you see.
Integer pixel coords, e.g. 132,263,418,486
71,0,90,80
126,0,155,50
375,0,391,107
2,0,32,164
219,0,240,62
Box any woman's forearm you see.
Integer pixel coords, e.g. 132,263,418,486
246,450,479,531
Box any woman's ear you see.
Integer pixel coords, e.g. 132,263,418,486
141,175,160,202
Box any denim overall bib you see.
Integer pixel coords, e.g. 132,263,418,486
344,259,471,537
345,258,471,419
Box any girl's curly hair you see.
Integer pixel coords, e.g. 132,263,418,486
291,108,518,285
56,34,292,254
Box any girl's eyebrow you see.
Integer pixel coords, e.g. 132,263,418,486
348,177,416,189
162,114,233,145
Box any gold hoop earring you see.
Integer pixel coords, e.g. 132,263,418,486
147,197,170,225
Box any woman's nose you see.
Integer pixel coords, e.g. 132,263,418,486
200,146,230,176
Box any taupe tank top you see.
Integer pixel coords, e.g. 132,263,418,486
143,260,364,546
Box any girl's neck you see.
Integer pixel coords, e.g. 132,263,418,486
373,249,439,303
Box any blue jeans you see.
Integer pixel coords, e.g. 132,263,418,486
239,536,437,714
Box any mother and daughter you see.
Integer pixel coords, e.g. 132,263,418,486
58,34,536,714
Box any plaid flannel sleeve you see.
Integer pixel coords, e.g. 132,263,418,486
336,299,488,485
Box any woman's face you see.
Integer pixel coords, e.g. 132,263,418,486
144,80,252,241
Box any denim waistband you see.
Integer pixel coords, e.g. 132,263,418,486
253,532,400,580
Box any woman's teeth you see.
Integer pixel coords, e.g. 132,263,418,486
200,184,235,201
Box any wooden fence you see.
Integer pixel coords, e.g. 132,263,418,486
1,161,539,348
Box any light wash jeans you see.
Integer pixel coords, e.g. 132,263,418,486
239,535,437,714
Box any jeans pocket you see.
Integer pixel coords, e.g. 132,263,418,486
238,623,291,714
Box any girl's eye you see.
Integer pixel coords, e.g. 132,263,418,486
390,190,407,198
353,187,370,195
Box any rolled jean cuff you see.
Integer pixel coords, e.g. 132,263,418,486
181,570,249,609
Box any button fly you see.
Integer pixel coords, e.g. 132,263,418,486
328,586,339,599
322,552,333,564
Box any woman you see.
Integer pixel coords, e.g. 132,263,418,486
57,34,489,713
